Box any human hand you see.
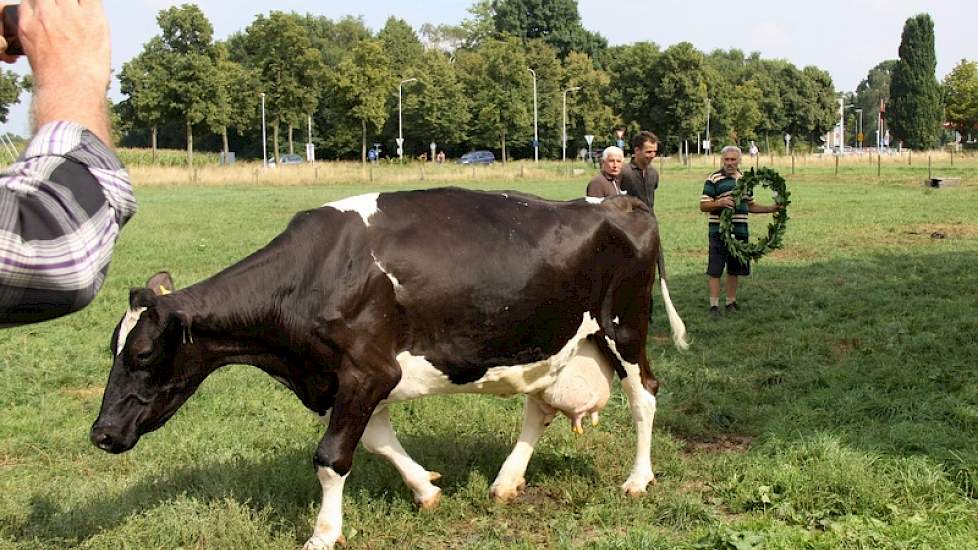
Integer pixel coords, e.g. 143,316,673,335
0,4,19,63
716,196,735,209
18,0,110,95
20,0,112,144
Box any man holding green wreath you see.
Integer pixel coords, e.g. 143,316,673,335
699,145,783,318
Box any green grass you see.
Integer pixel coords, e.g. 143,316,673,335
2,159,978,549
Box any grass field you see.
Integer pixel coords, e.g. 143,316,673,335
1,157,977,549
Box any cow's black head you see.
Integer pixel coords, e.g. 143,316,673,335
91,272,199,454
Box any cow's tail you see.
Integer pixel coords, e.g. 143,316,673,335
657,250,689,351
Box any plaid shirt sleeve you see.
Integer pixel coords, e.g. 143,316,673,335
0,121,137,327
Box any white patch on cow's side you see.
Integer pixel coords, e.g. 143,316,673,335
115,307,147,356
383,313,601,404
585,197,604,204
305,466,348,550
371,252,402,290
323,193,381,227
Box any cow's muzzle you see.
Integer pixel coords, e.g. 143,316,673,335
90,423,136,454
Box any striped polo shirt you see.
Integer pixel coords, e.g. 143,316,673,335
701,169,753,237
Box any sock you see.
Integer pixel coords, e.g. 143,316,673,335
726,297,737,305
710,297,719,307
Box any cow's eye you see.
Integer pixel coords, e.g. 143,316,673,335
131,346,154,364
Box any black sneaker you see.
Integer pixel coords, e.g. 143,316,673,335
725,302,739,313
709,305,721,318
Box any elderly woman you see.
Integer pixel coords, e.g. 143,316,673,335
585,146,625,198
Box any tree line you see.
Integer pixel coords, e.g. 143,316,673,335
1,4,975,161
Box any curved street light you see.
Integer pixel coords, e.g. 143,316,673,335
398,78,418,161
562,86,581,162
260,92,267,169
528,68,538,162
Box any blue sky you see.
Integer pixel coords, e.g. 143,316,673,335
3,0,974,136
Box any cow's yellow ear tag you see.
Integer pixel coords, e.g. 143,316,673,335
158,285,171,295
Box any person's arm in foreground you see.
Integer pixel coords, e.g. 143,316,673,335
0,0,136,327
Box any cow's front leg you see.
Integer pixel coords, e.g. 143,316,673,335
305,353,400,550
618,362,657,496
361,406,442,508
304,466,348,550
490,395,554,502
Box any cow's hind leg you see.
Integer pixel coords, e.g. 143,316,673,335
490,395,554,503
618,361,657,495
361,406,443,508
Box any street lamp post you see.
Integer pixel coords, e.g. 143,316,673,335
260,92,267,169
398,77,418,162
528,68,538,163
562,86,581,162
705,97,711,155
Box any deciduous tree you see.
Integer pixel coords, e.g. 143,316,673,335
943,59,978,140
331,39,394,163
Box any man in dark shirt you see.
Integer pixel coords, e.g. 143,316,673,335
619,131,659,213
619,131,663,319
585,146,624,199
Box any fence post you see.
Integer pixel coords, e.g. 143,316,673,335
909,149,912,166
928,156,932,180
834,154,839,177
877,152,881,178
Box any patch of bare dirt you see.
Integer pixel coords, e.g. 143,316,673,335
680,434,754,455
905,223,978,240
61,386,104,400
831,338,861,362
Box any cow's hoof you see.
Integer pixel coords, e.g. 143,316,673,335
303,534,344,550
621,474,656,497
417,487,442,510
489,478,526,503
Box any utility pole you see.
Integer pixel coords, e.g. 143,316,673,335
528,68,539,162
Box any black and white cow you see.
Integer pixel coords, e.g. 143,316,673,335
91,187,687,550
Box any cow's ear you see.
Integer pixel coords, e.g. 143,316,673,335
129,287,158,309
146,271,175,296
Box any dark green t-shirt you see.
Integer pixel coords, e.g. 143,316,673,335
701,170,753,237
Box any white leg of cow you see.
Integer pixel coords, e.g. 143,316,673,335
303,466,348,550
360,406,443,508
619,363,657,496
490,395,553,503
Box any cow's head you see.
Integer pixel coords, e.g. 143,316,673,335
91,272,199,454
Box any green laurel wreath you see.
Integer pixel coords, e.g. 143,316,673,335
719,167,791,264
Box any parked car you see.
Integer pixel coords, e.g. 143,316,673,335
279,153,304,165
457,150,495,165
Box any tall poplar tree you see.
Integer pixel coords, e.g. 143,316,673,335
888,14,942,149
